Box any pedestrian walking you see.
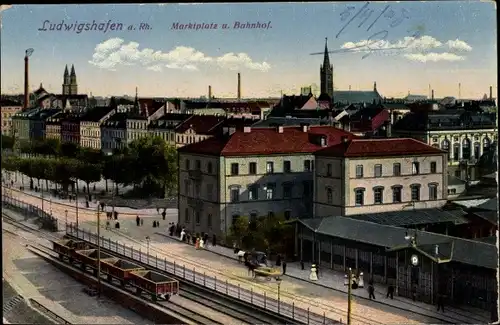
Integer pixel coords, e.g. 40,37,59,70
162,210,166,220
276,254,282,267
282,260,287,275
368,283,376,300
300,260,304,270
315,262,320,279
203,233,209,247
212,234,217,246
386,285,394,299
140,218,144,226
437,293,445,312
412,284,417,302
136,215,140,226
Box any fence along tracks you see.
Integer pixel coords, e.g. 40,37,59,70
2,216,282,325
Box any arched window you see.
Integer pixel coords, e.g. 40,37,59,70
483,137,491,152
441,139,450,151
462,138,471,160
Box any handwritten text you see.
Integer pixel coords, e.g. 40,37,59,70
336,2,418,59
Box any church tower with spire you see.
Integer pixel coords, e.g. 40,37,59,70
62,64,78,95
320,37,334,99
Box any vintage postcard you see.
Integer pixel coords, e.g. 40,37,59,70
1,2,498,325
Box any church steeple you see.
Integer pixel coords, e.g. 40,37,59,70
64,65,69,77
320,37,334,100
133,87,140,115
323,37,331,68
70,64,76,76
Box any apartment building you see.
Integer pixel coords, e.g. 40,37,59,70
147,113,192,146
314,138,448,217
174,115,225,147
126,99,165,143
45,111,68,141
101,112,128,154
79,106,115,149
1,99,23,136
177,125,356,236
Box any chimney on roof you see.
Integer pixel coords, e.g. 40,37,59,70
489,86,492,100
243,126,251,133
349,85,351,91
373,81,377,92
301,123,309,133
458,82,461,100
431,89,434,100
277,125,284,133
208,85,212,100
320,135,327,147
237,73,241,100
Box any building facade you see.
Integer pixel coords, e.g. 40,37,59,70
61,115,82,144
1,99,23,136
177,125,356,236
79,106,115,149
101,112,128,154
45,111,67,141
393,110,497,181
314,138,448,217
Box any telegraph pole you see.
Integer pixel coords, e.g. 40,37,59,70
347,267,352,325
97,203,101,297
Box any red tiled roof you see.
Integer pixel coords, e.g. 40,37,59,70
175,115,225,134
315,138,446,158
178,126,357,156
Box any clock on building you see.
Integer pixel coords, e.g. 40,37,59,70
411,254,419,266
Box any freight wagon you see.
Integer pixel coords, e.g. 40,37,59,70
53,239,92,263
100,257,144,286
74,249,113,276
129,270,179,301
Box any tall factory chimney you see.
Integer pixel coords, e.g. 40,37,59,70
24,55,29,109
458,83,461,100
489,86,493,100
208,85,212,99
237,73,241,100
431,89,434,100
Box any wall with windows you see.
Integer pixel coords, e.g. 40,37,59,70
178,153,222,236
178,152,317,237
314,154,448,217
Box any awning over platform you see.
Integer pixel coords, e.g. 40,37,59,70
291,216,498,270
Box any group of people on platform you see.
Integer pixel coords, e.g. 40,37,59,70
168,222,217,248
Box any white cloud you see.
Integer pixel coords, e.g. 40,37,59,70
89,38,271,72
446,39,472,52
340,35,472,63
404,52,465,63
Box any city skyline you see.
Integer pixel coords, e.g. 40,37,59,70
0,2,497,99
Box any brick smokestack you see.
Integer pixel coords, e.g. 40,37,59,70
490,86,493,100
208,85,212,99
24,55,29,109
431,89,434,100
237,73,241,100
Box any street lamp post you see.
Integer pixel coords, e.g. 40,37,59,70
277,279,282,314
65,209,68,226
75,182,80,228
96,202,101,297
347,267,352,325
146,236,150,264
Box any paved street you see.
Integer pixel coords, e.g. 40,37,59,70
5,185,490,325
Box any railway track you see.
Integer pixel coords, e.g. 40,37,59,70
26,244,233,325
1,216,288,325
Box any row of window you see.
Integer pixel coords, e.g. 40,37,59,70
350,161,437,179
183,209,293,227
183,179,314,201
338,183,439,206
230,159,315,176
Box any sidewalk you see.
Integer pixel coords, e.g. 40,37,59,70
155,232,491,325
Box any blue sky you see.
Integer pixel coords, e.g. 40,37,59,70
1,2,497,98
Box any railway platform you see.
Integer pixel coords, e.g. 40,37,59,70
5,187,492,325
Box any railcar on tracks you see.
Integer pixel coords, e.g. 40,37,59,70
52,239,91,263
74,249,114,275
100,257,144,286
129,270,179,301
